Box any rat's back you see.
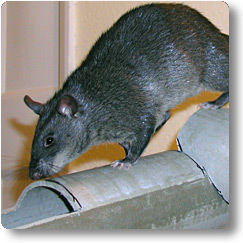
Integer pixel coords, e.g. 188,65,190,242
78,3,228,118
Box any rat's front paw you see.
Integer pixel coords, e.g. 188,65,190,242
199,101,219,110
111,160,132,170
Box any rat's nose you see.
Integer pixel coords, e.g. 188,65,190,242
29,171,42,180
29,159,46,180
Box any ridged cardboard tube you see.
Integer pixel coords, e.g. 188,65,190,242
2,150,228,229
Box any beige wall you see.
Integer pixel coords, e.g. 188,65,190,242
68,1,229,173
1,2,59,209
75,1,229,65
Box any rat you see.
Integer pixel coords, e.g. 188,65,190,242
24,3,229,180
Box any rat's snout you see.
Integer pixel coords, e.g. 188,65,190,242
29,159,48,180
29,166,46,180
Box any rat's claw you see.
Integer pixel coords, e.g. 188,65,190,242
199,102,218,110
111,161,132,170
119,163,132,170
111,161,120,168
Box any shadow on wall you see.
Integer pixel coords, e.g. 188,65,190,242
2,89,227,209
150,90,226,153
8,90,226,170
68,90,227,172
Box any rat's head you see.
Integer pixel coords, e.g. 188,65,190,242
24,94,90,180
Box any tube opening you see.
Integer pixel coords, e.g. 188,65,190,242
2,186,76,229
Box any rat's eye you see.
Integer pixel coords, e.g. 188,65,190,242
44,136,54,147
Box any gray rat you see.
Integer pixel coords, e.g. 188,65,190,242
24,3,229,180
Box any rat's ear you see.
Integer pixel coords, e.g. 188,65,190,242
56,95,81,118
24,95,44,115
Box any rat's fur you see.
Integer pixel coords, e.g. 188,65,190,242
24,4,229,179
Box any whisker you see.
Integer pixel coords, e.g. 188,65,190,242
46,164,69,179
1,155,29,163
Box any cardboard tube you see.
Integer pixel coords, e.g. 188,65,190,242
1,151,228,229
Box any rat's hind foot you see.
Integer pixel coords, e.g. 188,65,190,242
111,160,132,170
199,92,229,110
